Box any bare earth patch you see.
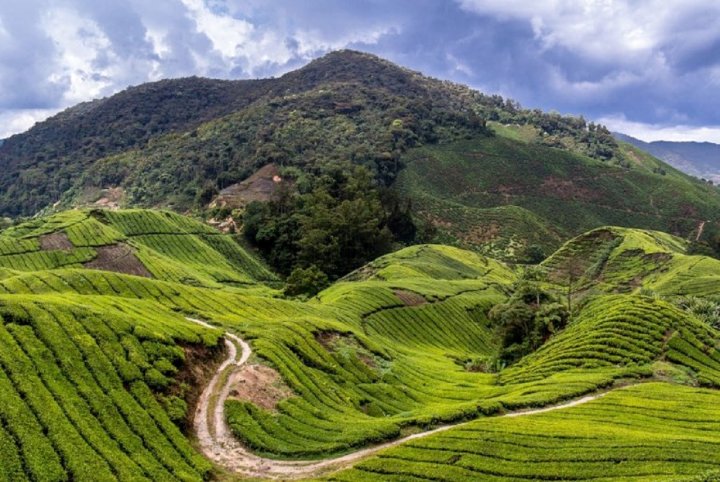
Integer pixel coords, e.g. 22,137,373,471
212,164,285,209
227,364,292,411
84,243,153,278
394,289,427,306
94,187,125,209
463,222,501,244
540,176,597,201
39,232,74,250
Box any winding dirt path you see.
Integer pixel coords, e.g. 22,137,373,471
696,220,708,241
186,317,624,480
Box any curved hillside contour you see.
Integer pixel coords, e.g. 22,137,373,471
187,317,631,479
325,382,720,482
2,211,720,481
0,298,219,481
0,209,277,287
400,136,720,259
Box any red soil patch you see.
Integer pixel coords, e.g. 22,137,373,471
213,164,285,209
227,365,293,411
39,232,74,250
539,177,597,201
463,222,501,244
94,187,125,209
394,289,427,306
84,243,152,278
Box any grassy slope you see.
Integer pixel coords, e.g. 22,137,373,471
324,234,720,481
541,225,720,297
325,383,720,482
400,128,720,259
0,292,219,482
0,209,278,288
1,209,720,480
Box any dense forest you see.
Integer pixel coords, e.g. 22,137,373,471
2,50,719,282
0,50,619,218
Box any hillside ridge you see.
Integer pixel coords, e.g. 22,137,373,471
0,208,720,480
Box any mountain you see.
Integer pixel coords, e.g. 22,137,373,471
403,126,720,260
0,51,492,216
2,50,720,266
0,50,629,216
1,208,720,480
615,132,720,183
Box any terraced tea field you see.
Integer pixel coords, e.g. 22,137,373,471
1,209,720,481
326,383,720,482
398,134,720,260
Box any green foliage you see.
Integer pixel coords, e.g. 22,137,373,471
244,163,395,279
1,207,720,479
0,297,217,481
521,243,546,264
489,276,569,366
325,383,720,482
284,265,329,297
400,136,720,260
0,208,278,288
672,296,720,330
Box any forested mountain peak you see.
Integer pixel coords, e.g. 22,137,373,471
0,49,716,270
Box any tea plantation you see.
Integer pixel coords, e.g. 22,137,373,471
399,130,720,260
1,208,720,480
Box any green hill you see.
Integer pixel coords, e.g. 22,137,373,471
616,132,720,183
0,293,219,481
0,209,277,288
1,209,720,480
400,132,720,260
4,50,717,270
541,225,720,297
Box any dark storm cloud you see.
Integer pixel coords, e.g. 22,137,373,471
1,0,720,141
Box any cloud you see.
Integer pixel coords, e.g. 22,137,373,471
0,108,61,139
0,0,401,138
456,1,720,64
599,114,720,143
0,0,719,143
41,7,115,104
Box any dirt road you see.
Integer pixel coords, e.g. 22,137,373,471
186,317,622,480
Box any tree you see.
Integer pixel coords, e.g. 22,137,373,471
284,265,329,297
488,277,568,366
561,257,586,319
243,162,396,280
522,244,546,264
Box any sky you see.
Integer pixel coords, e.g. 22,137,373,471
1,0,720,142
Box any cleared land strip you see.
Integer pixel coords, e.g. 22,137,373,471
185,317,631,480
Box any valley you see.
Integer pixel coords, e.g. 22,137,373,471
0,50,719,482
0,208,719,480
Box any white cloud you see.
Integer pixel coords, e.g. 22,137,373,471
181,0,253,59
0,108,61,139
457,0,720,64
599,114,720,143
0,15,7,39
181,0,294,74
41,7,114,104
291,25,397,58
